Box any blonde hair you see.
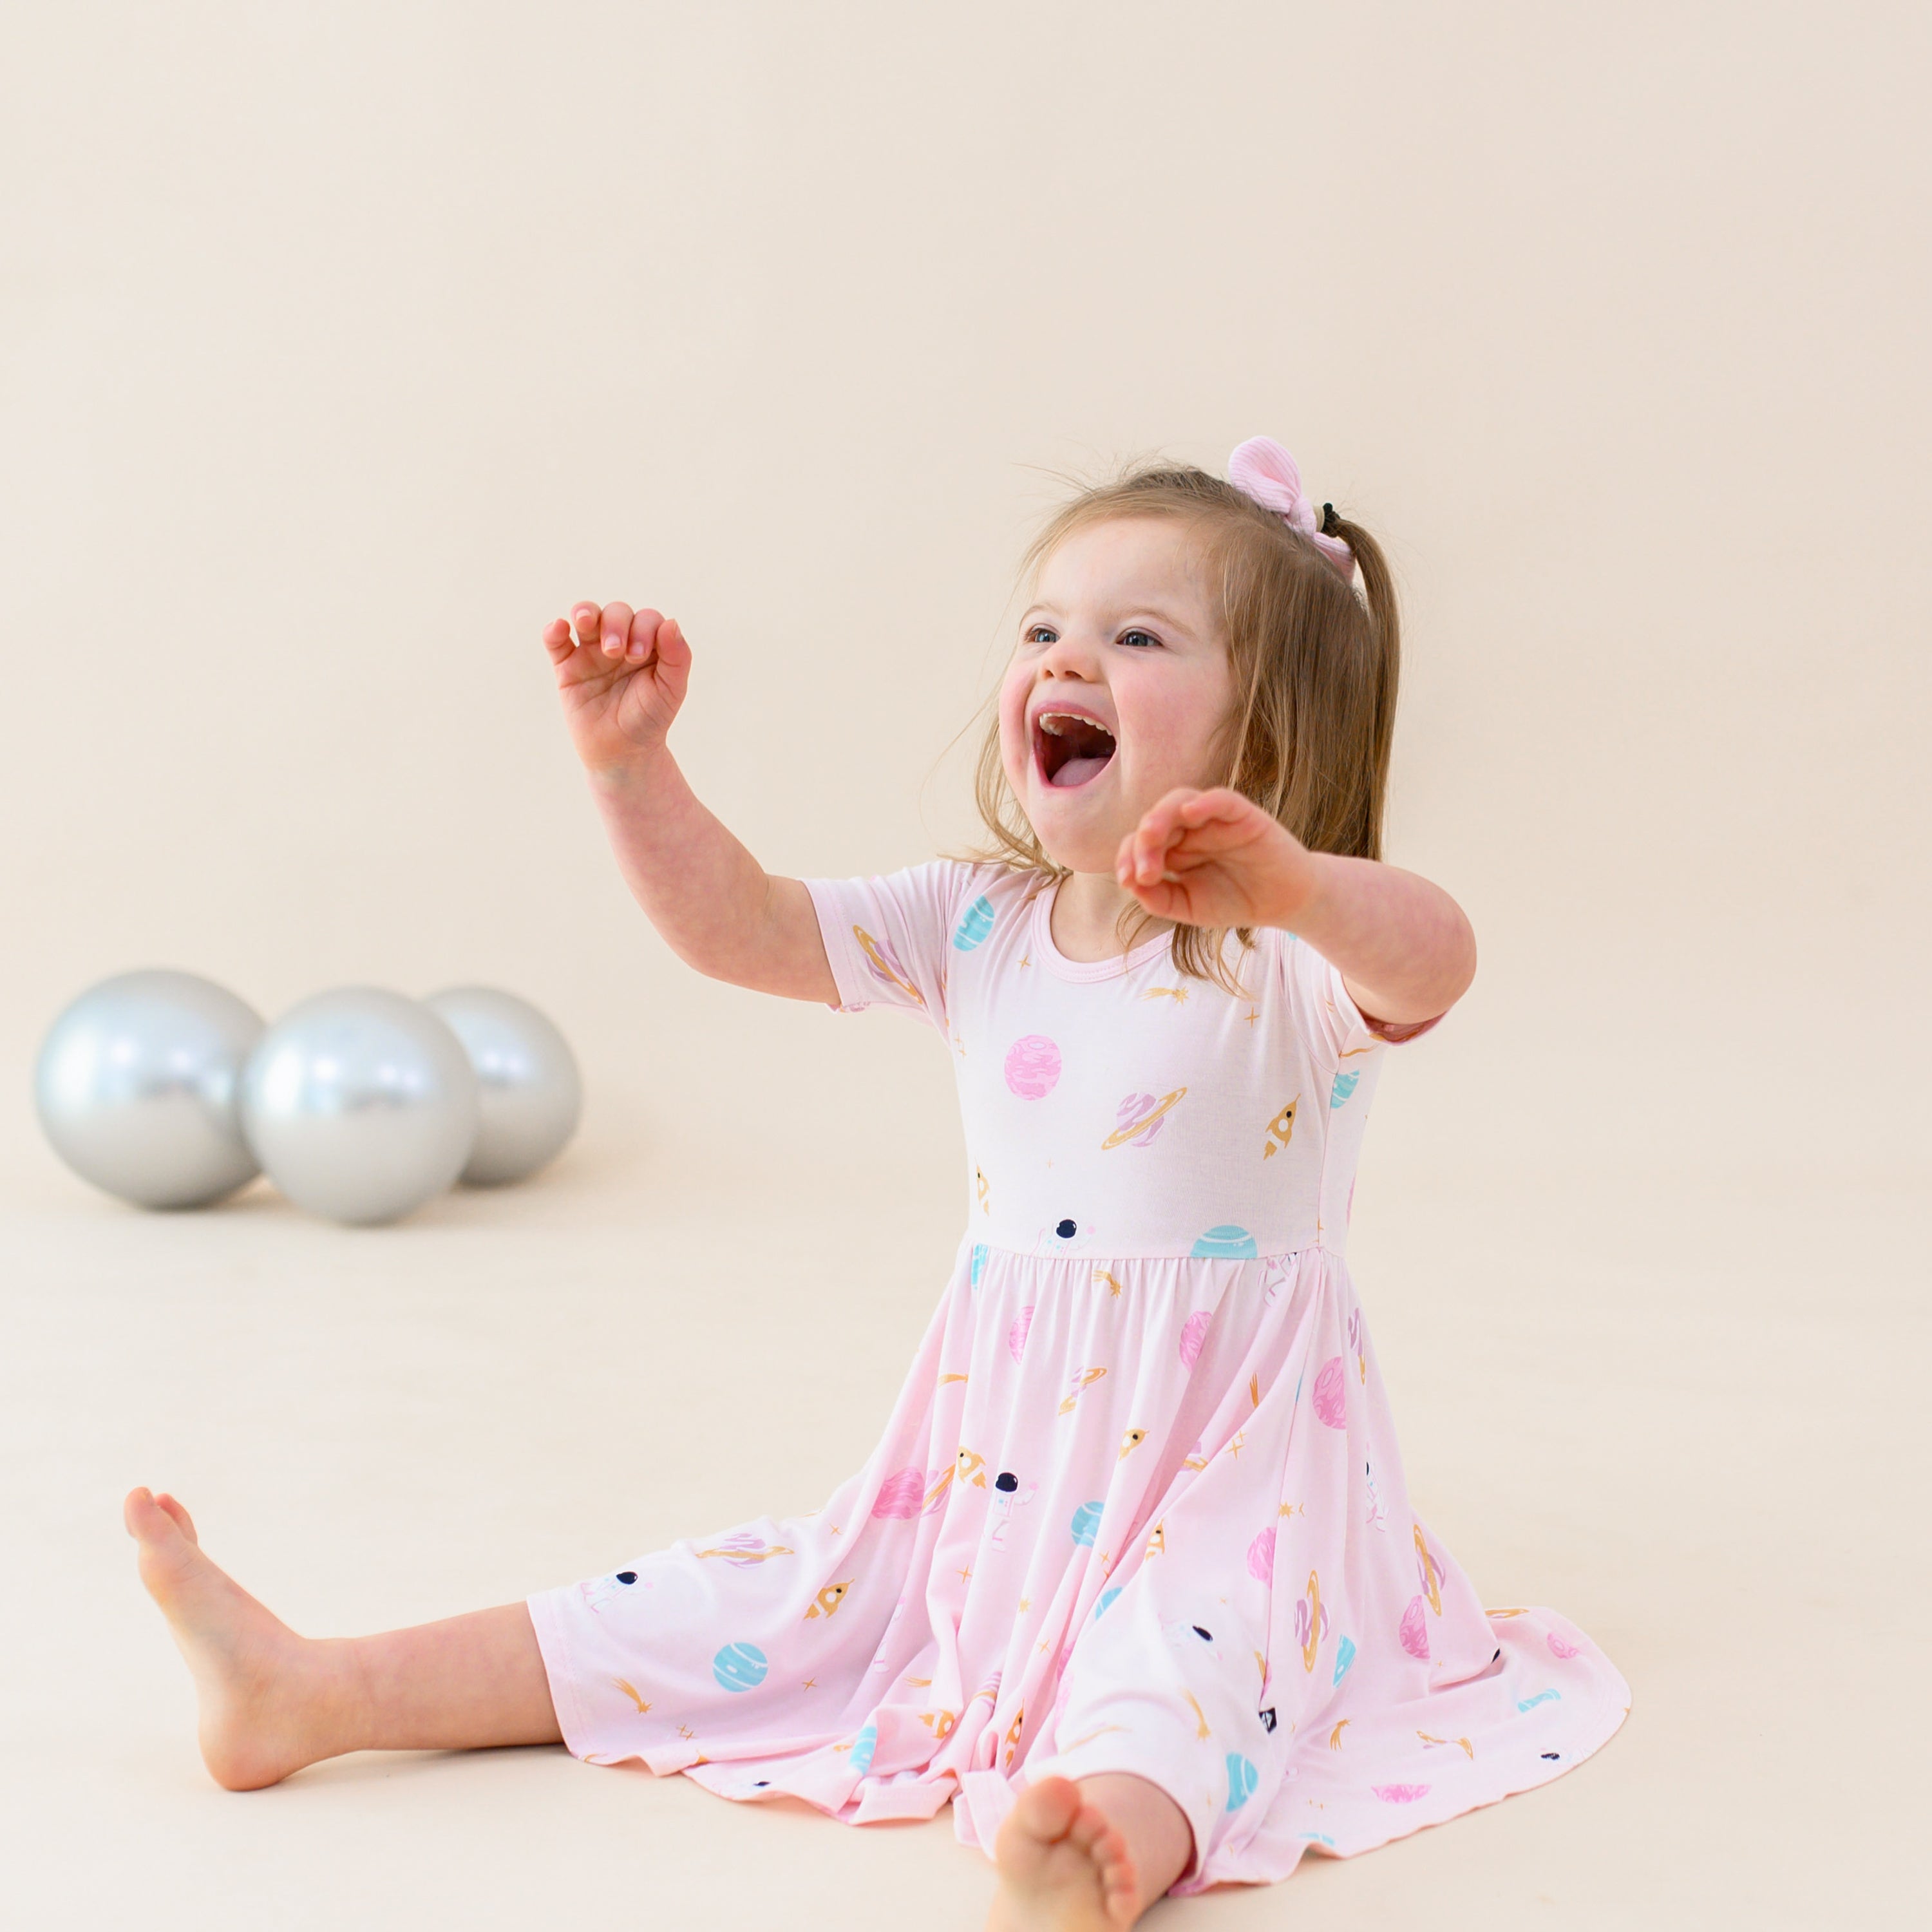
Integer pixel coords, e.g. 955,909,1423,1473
951,456,1401,993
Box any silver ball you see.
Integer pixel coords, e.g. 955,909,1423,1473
240,989,479,1226
34,969,267,1208
424,987,582,1186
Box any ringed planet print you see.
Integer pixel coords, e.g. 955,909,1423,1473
851,925,923,1007
1100,1087,1187,1149
526,860,1629,1897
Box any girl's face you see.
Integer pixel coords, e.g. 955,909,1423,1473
999,515,1235,876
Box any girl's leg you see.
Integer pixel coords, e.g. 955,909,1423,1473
124,1486,562,1791
989,1772,1194,1931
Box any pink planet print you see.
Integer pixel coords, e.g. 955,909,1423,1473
871,1468,924,1519
1009,1305,1035,1363
1004,1034,1063,1099
1399,1595,1431,1660
1246,1526,1276,1582
1372,1784,1431,1803
1548,1631,1581,1660
1179,1309,1213,1369
1312,1355,1348,1429
1108,1091,1172,1147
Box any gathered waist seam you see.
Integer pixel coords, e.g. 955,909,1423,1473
959,1236,1334,1264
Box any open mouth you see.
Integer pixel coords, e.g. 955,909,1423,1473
1034,709,1118,790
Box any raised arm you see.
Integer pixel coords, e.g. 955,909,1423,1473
1117,786,1475,1027
543,601,837,1003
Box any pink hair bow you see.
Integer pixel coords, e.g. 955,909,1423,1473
1227,435,1356,582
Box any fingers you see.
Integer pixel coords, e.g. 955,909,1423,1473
1119,788,1199,887
545,603,680,672
598,602,636,659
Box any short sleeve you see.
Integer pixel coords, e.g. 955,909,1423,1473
800,861,974,1033
1278,930,1448,1064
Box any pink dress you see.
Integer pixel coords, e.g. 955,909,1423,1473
527,862,1628,1892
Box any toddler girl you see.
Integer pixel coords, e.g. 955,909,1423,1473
125,435,1627,1929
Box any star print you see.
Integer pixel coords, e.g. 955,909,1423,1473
957,1564,973,1584
1018,1598,1031,1613
678,1725,696,1739
830,1525,842,1535
802,1679,817,1690
1244,1007,1260,1026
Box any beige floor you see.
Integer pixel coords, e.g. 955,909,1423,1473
4,1122,1924,1929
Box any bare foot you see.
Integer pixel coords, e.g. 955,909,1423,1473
124,1486,345,1790
988,1776,1142,1931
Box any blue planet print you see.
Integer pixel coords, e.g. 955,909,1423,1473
1070,1501,1104,1546
849,1721,878,1775
1191,1224,1258,1260
712,1642,768,1692
1332,1634,1357,1686
952,896,996,951
1225,1752,1258,1811
1301,1831,1336,1848
1329,1070,1361,1110
1517,1689,1562,1712
1092,1586,1123,1620
971,1243,989,1288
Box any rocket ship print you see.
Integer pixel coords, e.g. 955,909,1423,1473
804,1578,854,1620
956,1448,989,1488
1262,1095,1299,1158
1003,1703,1026,1770
1119,1426,1147,1461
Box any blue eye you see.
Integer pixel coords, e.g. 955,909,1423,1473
1118,629,1160,649
1025,624,1057,645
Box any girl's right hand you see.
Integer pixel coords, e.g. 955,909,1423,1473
542,601,693,773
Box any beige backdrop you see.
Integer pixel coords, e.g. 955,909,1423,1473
3,5,1926,1926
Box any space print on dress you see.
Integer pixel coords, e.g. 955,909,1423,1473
526,858,1628,1890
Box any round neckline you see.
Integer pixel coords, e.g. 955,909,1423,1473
1030,877,1176,982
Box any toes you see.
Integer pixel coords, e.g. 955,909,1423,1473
1009,1774,1083,1844
155,1493,200,1545
124,1486,168,1540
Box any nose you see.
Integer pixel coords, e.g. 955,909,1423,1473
1032,625,1098,681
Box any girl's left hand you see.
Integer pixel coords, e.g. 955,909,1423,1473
1115,787,1317,930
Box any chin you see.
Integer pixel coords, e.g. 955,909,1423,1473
1023,796,1128,875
